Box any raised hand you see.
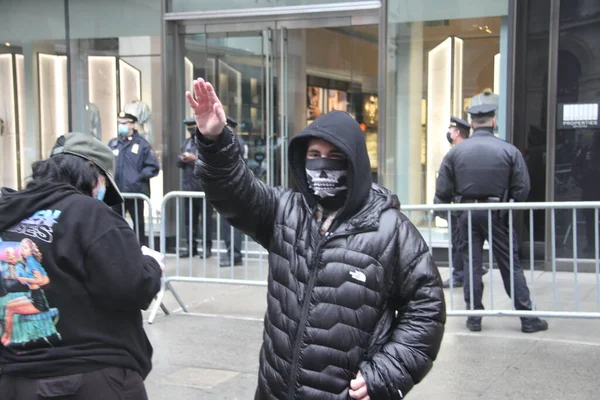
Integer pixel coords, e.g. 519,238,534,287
185,78,226,139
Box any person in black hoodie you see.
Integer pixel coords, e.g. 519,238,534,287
0,132,163,400
186,78,445,399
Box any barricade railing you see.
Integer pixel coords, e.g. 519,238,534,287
403,201,600,319
147,193,600,323
148,191,269,323
121,193,169,317
119,193,156,250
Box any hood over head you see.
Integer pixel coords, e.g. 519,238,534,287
288,110,372,221
0,182,80,233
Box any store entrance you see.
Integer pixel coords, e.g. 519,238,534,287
177,17,379,188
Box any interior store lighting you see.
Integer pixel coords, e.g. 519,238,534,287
16,54,25,186
453,38,464,117
4,42,10,47
0,54,18,189
15,54,29,187
185,57,194,96
473,25,492,34
119,59,141,109
88,56,117,142
494,53,501,94
38,53,68,158
426,37,452,205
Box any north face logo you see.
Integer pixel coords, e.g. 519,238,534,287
349,270,366,283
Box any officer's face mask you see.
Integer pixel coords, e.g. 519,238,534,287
305,158,349,199
118,124,130,136
446,131,454,145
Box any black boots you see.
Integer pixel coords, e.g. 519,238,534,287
443,279,463,288
521,317,549,333
466,317,482,332
465,316,549,333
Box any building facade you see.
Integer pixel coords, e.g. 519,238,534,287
0,0,598,265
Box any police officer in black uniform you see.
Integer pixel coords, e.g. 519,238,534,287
435,103,548,333
178,118,214,258
109,112,160,246
437,116,470,288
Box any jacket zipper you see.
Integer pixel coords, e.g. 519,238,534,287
287,232,328,399
287,226,377,398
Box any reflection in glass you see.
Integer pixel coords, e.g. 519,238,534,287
553,3,600,259
385,1,507,248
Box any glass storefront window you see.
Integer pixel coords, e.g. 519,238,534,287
553,2,600,259
0,0,67,189
384,0,509,243
513,0,550,262
68,1,162,214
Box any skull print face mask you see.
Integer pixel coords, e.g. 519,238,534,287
305,157,349,198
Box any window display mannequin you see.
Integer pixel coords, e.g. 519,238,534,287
124,99,153,143
87,103,102,140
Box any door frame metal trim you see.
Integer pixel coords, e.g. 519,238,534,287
165,1,380,22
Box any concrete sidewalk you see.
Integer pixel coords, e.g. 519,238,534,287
142,265,600,399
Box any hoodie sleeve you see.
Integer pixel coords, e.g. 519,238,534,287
83,226,162,311
194,127,286,248
359,219,446,399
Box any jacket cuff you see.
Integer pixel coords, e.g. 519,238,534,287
195,126,231,152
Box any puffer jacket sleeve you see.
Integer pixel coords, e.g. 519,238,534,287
359,218,446,399
194,127,286,248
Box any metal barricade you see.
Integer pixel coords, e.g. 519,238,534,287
120,193,169,318
149,194,600,323
119,193,156,250
403,201,600,319
148,191,269,324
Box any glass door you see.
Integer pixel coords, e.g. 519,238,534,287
183,25,276,184
178,15,379,190
275,17,379,188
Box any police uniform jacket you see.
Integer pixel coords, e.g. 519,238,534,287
108,131,160,195
435,127,530,203
177,136,201,191
194,111,445,399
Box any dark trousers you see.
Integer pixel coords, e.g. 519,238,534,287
450,215,465,282
184,197,214,252
458,211,532,311
0,367,147,400
113,199,146,246
221,218,242,260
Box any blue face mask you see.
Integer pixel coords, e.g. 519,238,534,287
118,124,130,136
95,185,106,201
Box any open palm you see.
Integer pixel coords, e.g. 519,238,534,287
186,78,226,137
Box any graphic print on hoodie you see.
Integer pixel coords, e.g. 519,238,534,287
0,209,64,348
0,182,162,378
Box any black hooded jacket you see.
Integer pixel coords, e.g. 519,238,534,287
194,111,445,399
0,182,161,379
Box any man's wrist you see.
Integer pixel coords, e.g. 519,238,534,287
195,126,231,151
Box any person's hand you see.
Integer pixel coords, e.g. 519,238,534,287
185,78,226,139
349,371,370,400
141,245,166,272
181,152,196,163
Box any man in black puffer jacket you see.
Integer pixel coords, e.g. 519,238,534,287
186,78,446,400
